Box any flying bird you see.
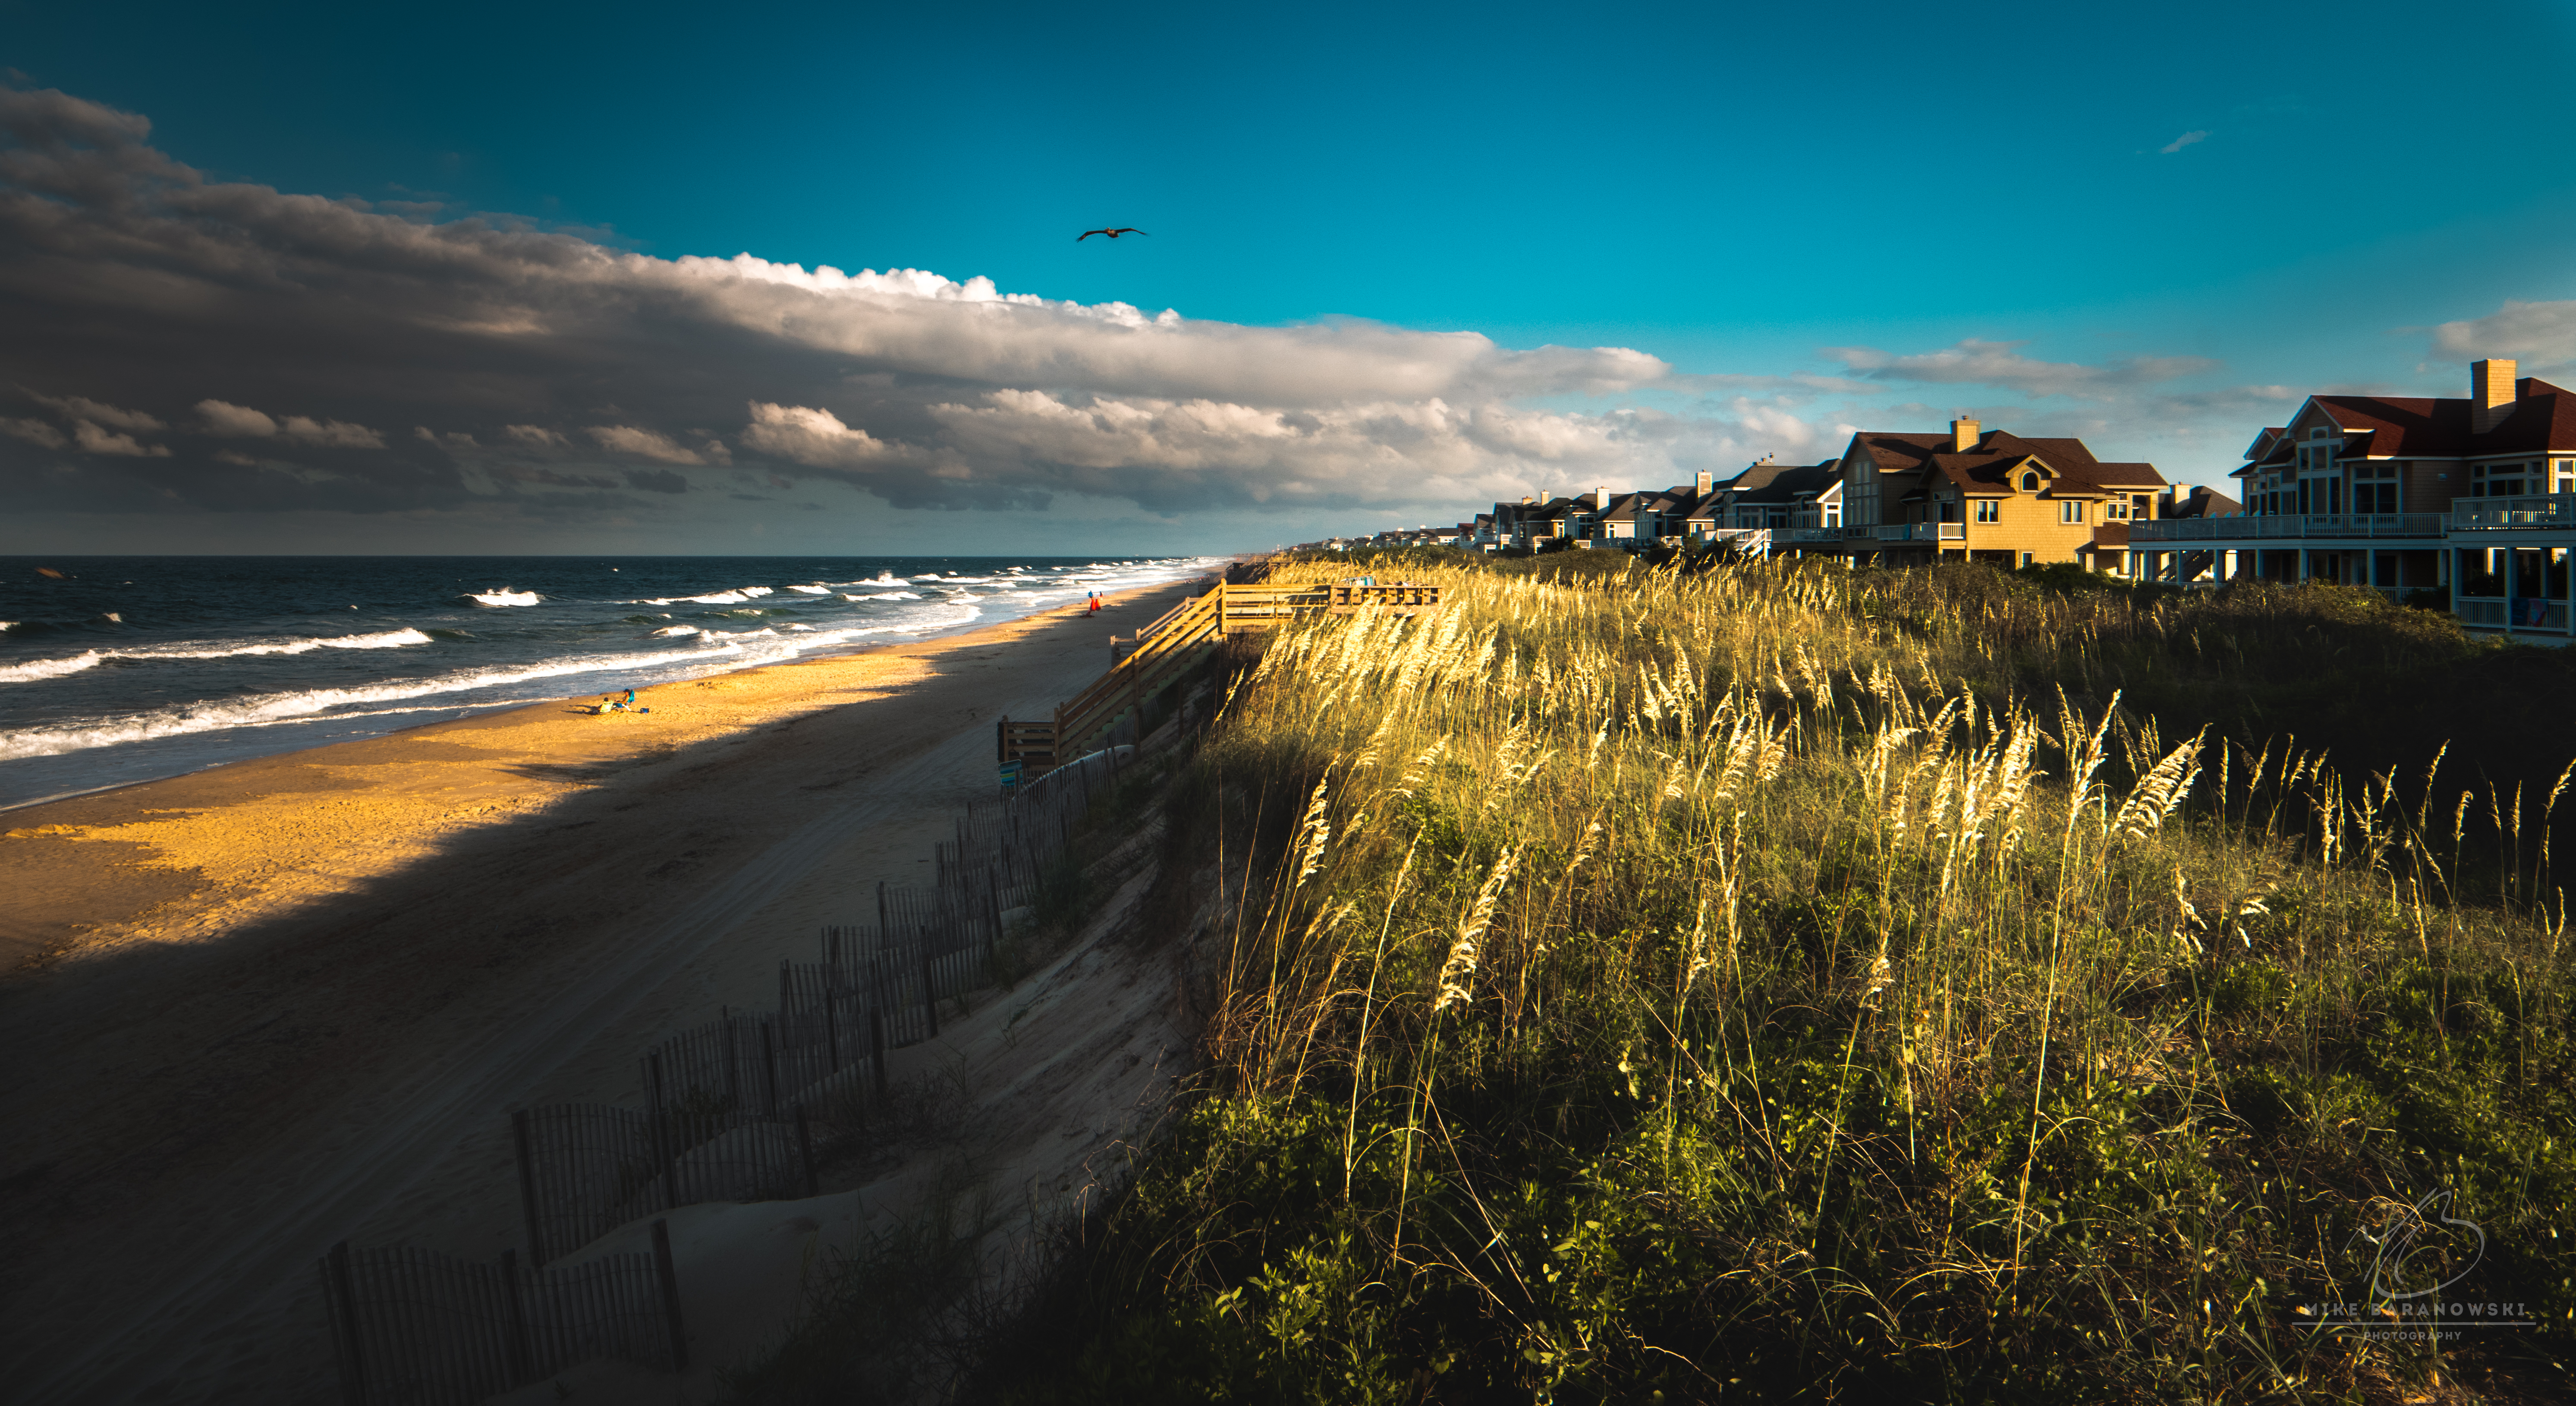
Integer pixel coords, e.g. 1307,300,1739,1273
1077,227,1149,241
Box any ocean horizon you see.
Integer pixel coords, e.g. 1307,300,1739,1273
0,553,1220,810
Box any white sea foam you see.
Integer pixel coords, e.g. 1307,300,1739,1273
650,625,701,637
0,642,743,761
0,621,16,632
466,590,542,607
640,585,777,606
0,651,104,683
0,629,435,685
785,584,831,595
843,591,920,601
147,628,436,659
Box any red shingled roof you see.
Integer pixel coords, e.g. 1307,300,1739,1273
2314,396,2469,456
2268,378,2576,461
2482,380,2576,452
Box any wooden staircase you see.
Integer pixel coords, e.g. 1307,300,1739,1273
997,581,1441,780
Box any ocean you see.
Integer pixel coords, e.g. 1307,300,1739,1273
0,554,1221,811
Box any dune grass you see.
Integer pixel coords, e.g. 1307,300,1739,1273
969,553,2574,1404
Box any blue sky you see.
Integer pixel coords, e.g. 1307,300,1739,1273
5,0,2575,552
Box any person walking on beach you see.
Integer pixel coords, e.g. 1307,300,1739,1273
1088,591,1100,614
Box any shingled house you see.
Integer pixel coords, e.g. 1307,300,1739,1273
2132,358,2576,631
1836,418,2168,568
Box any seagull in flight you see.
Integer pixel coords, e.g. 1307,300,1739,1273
1077,227,1149,241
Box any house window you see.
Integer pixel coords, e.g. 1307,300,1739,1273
2105,499,2131,521
1974,499,2000,523
2020,471,2041,491
2020,552,2035,567
2556,459,2575,493
2058,500,2084,524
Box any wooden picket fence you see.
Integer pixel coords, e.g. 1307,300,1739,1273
319,1221,684,1406
322,727,1148,1400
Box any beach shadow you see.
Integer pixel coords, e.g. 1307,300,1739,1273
0,578,1217,1403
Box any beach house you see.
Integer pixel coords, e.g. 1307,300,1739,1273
2129,358,2576,634
1834,419,2169,569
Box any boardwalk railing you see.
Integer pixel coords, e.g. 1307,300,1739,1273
320,1222,685,1406
1005,580,1440,777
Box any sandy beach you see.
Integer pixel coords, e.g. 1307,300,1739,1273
0,573,1208,1404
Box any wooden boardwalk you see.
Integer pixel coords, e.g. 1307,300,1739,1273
999,581,1440,778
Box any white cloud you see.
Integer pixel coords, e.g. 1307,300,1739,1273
197,399,278,436
587,425,705,464
742,403,897,468
278,414,384,448
2159,130,2210,154
0,417,66,448
0,83,2212,527
1822,339,2220,397
73,421,170,456
2430,299,2576,370
31,392,163,433
198,399,382,446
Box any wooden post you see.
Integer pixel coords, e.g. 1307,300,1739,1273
650,1218,689,1372
921,942,940,1039
323,1241,368,1406
876,880,889,946
823,991,840,1074
721,1007,739,1111
794,1106,818,1198
648,1052,677,1211
761,1021,780,1119
511,1109,547,1267
868,1007,888,1103
499,1248,534,1385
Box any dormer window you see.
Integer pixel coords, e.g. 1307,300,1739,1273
2020,471,2040,491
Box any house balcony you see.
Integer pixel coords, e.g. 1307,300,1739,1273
2448,495,2576,530
1858,521,1966,543
2454,597,2570,630
2129,513,2444,543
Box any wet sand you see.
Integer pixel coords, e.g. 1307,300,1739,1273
0,574,1205,1404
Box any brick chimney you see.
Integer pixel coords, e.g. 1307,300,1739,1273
2473,359,2520,433
1951,417,1981,453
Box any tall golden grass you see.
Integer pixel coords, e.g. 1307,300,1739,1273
996,555,2575,1404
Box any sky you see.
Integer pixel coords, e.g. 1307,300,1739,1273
4,0,2575,555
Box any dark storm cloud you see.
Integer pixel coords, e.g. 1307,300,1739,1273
0,86,1713,523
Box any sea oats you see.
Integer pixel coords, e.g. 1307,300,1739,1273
1434,844,1521,1015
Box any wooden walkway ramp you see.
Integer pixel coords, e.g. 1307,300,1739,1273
997,581,1440,779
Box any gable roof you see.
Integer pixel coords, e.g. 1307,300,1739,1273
1848,432,1953,474
2258,379,2576,462
1727,459,1840,505
1843,427,2164,494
